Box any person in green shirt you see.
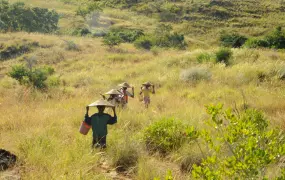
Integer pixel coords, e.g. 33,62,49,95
84,103,117,149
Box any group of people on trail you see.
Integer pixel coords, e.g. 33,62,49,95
79,82,155,148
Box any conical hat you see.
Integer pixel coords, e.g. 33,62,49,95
118,82,131,88
105,89,122,95
142,82,152,86
88,99,115,107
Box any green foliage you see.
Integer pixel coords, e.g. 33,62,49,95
180,67,211,83
71,27,91,36
8,64,55,89
102,33,123,48
215,48,232,65
243,38,269,48
220,33,248,48
134,35,153,50
0,0,59,33
76,1,102,18
134,24,187,50
192,104,285,179
143,118,195,154
244,27,285,49
0,41,39,60
108,28,144,43
196,52,212,63
265,27,285,49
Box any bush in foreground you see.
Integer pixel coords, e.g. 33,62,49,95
192,104,285,179
215,48,232,65
143,118,189,154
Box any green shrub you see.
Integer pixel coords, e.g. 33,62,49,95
0,1,59,33
102,33,123,48
143,118,188,154
220,33,248,48
71,27,91,36
192,104,285,179
8,64,55,89
265,27,285,49
196,52,212,63
76,2,102,18
180,67,211,83
243,38,269,48
134,36,153,50
243,27,285,49
108,28,144,43
0,41,39,60
215,48,232,65
46,76,60,87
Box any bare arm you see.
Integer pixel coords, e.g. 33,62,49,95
108,107,117,125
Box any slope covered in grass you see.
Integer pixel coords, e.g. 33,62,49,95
1,0,285,179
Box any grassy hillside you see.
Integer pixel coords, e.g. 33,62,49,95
1,0,285,179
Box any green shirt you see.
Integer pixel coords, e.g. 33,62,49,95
84,113,117,137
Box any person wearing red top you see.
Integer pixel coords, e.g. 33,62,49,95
118,82,134,107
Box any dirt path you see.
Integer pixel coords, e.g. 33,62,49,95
94,152,133,180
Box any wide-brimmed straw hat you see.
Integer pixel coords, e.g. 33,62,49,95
88,99,115,107
118,82,131,88
105,89,122,95
142,82,153,86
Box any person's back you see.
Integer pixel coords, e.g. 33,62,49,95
84,105,117,148
89,113,115,137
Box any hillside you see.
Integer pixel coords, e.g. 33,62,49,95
1,0,285,179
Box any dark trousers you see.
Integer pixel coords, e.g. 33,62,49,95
92,136,107,149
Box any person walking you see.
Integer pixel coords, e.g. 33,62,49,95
101,89,122,107
80,100,117,149
139,82,155,108
118,82,134,107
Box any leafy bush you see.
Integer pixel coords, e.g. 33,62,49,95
180,67,211,83
243,38,269,48
8,65,55,89
192,104,285,179
243,27,285,49
76,2,102,18
102,33,123,48
0,1,59,33
108,28,144,43
0,41,39,60
143,118,188,154
215,48,232,65
134,36,154,50
265,26,285,49
220,33,248,48
71,27,91,36
196,52,212,63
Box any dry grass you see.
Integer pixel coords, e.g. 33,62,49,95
1,0,285,179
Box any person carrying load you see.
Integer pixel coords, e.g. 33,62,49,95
118,82,134,107
101,89,122,107
139,82,155,108
79,99,117,149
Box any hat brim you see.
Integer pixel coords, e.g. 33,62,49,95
88,100,115,107
118,82,131,88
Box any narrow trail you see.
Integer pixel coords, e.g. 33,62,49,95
95,152,133,180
